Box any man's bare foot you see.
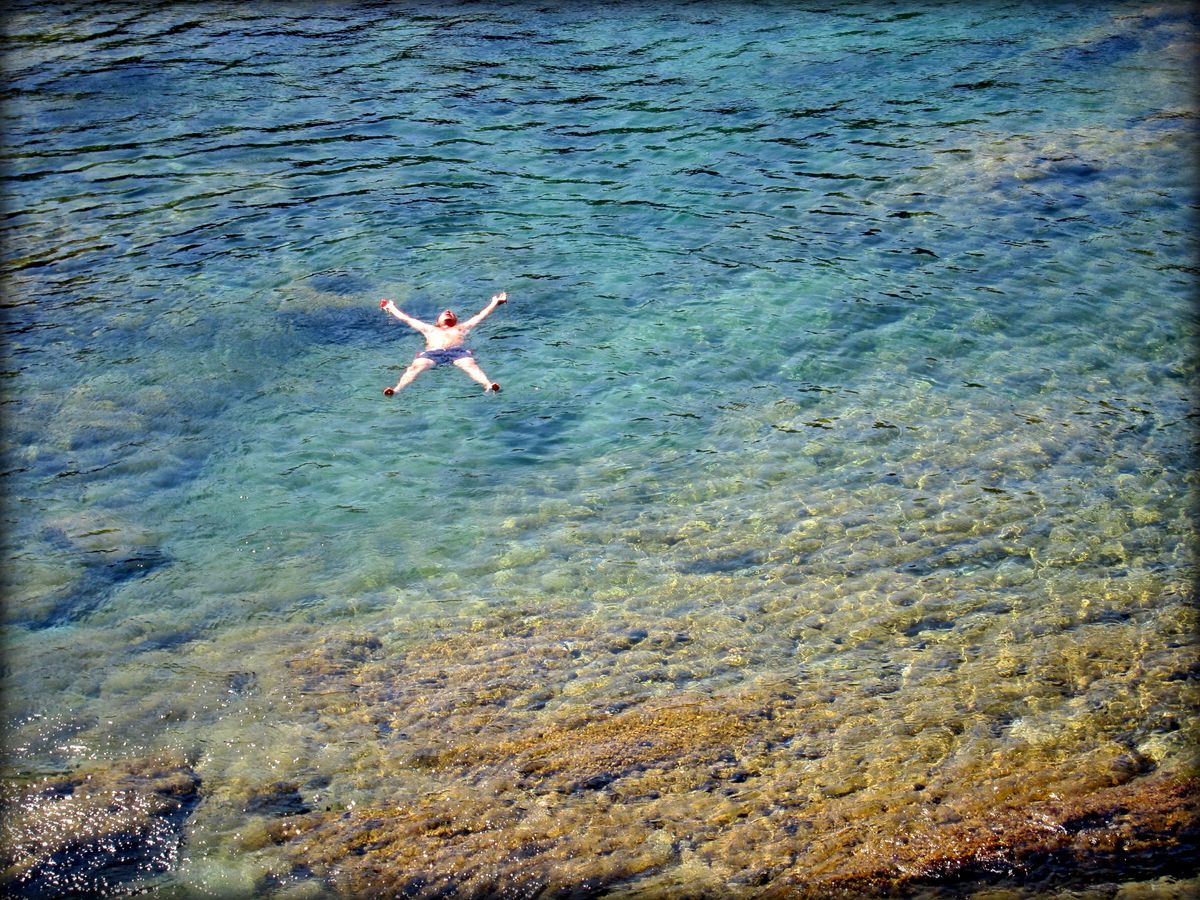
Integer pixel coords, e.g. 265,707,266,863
383,387,395,396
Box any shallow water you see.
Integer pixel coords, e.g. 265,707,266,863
1,1,1197,897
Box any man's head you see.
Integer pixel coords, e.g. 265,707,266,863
437,309,458,327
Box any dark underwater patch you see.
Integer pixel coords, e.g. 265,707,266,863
492,402,584,461
286,304,380,347
1055,32,1140,69
898,537,1032,578
243,781,311,818
128,627,201,654
18,545,171,631
678,549,767,575
304,270,372,296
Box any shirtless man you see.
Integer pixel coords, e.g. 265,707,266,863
379,291,507,395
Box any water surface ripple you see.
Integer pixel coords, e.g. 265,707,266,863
1,2,1197,897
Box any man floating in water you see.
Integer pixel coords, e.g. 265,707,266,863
379,291,507,395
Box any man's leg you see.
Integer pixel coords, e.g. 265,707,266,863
385,358,435,395
453,357,500,392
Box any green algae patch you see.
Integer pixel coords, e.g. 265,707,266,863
0,753,200,898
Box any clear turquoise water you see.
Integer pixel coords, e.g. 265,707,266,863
1,1,1197,896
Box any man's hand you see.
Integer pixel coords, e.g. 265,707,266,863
380,299,394,311
492,292,507,305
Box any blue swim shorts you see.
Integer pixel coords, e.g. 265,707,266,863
416,347,473,366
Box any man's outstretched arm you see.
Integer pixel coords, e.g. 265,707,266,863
380,299,432,334
461,291,507,330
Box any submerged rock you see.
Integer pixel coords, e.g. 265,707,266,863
243,781,311,818
252,608,1200,898
271,732,1199,898
0,753,200,898
776,772,1200,898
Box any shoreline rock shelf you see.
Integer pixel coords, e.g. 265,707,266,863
250,613,1199,898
